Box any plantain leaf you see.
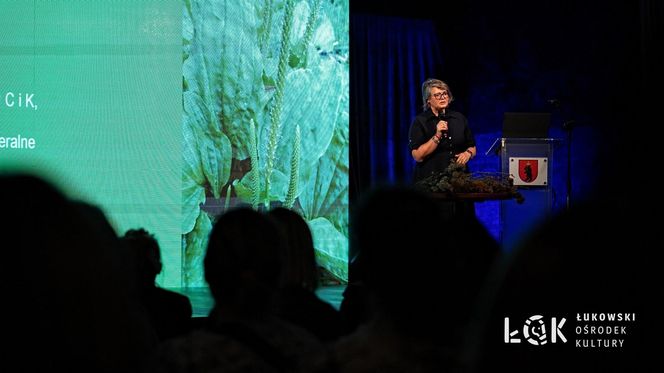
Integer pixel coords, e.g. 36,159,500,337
298,67,349,279
182,120,206,234
217,0,269,161
266,56,343,204
184,91,232,199
183,209,212,288
185,0,268,161
308,217,348,281
312,13,335,55
298,62,348,223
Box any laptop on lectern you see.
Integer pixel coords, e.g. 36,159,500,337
502,112,551,138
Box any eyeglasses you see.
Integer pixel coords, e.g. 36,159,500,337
432,91,449,99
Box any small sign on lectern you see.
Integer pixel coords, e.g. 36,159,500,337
509,157,548,186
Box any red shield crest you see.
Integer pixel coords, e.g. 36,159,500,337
518,159,538,183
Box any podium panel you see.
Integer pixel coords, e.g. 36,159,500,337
490,138,559,251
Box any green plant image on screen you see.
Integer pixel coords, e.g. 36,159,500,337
0,0,348,288
182,0,349,286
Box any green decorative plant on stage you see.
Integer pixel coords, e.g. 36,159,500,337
181,0,349,287
416,163,525,203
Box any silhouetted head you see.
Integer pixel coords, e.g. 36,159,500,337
351,186,456,325
1,173,155,372
122,228,163,286
268,207,318,291
204,207,283,316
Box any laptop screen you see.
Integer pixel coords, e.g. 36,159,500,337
502,112,551,138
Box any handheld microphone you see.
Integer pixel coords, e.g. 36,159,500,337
438,112,449,139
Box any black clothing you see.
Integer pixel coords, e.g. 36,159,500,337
274,286,344,342
142,287,193,341
408,108,476,182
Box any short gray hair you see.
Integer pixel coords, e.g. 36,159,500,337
421,78,454,110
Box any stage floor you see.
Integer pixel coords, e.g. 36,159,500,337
170,285,346,317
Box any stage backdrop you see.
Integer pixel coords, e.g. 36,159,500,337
1,0,349,287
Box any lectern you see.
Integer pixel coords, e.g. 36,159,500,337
487,137,560,251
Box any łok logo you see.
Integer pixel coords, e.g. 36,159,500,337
504,315,567,345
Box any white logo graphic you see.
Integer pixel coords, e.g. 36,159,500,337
504,315,567,345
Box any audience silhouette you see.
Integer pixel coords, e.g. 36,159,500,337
335,185,499,372
147,207,326,373
121,228,193,341
268,207,344,342
9,171,653,373
1,174,156,373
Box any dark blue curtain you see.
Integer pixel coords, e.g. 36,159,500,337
350,2,663,245
350,15,444,200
